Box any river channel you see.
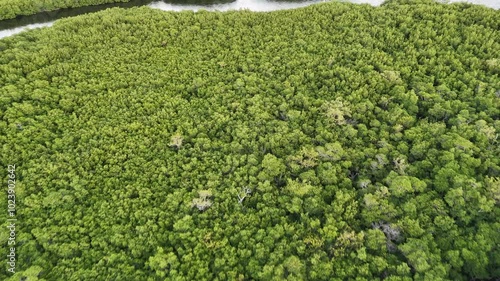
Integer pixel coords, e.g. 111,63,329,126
0,0,498,39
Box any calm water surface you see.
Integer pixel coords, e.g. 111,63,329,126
0,0,498,39
149,0,321,11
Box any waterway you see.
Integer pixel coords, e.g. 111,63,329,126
0,0,498,39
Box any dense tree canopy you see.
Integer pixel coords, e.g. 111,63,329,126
0,0,499,280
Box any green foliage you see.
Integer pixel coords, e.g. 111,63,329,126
0,1,499,280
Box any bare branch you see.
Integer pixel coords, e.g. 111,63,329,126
237,187,252,204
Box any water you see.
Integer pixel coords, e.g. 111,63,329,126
447,0,499,9
0,22,54,39
149,0,322,12
0,0,153,39
0,0,498,39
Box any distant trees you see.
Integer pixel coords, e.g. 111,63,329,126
0,0,133,20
